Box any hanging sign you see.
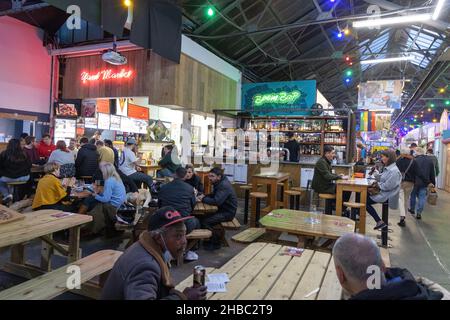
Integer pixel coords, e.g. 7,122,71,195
81,69,134,84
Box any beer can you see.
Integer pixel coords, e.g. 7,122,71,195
193,265,206,287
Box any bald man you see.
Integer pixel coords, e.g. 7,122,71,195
333,233,445,300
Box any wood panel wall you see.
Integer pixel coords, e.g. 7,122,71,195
62,49,237,113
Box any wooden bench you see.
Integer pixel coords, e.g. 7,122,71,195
0,250,122,300
221,218,241,230
115,211,143,250
232,228,266,243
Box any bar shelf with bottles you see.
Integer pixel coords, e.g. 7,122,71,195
219,113,355,164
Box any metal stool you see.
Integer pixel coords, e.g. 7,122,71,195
381,201,389,247
240,185,253,224
319,193,336,215
284,190,302,210
250,192,268,227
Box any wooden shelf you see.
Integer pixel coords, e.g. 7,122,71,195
325,131,346,133
298,142,321,145
324,143,347,146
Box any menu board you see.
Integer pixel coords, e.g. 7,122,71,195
98,113,111,130
110,115,122,131
55,103,78,117
120,117,148,133
54,119,76,143
85,117,98,129
97,99,110,114
128,103,149,120
82,99,96,117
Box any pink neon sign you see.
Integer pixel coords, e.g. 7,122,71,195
81,69,134,84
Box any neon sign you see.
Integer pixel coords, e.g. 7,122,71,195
253,90,301,106
81,69,133,84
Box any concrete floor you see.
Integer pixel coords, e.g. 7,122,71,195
1,191,450,298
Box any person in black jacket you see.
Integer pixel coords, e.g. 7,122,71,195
0,139,32,203
395,148,417,227
158,167,200,234
184,164,204,194
75,137,99,178
197,167,237,250
410,147,435,220
333,233,445,300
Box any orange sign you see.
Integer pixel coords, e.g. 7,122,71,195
97,99,110,114
128,103,149,120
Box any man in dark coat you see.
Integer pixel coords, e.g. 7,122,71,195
410,147,436,219
333,233,445,300
101,206,207,300
197,167,237,250
312,145,351,214
75,137,99,178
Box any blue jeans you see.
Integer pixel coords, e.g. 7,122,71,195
0,175,30,197
366,195,382,223
128,172,153,189
410,186,427,214
157,168,174,178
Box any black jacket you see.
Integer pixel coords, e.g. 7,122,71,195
185,174,204,194
351,268,443,300
396,156,416,183
75,144,99,178
414,155,436,188
284,139,300,162
158,179,196,217
203,176,237,219
0,152,31,179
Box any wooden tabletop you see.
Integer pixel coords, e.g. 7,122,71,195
195,167,212,173
193,202,218,215
139,164,160,169
336,178,371,187
259,209,355,240
252,172,290,180
175,242,342,300
0,210,92,249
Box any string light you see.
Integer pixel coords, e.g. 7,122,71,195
206,6,215,17
124,0,132,7
438,87,446,94
433,118,438,123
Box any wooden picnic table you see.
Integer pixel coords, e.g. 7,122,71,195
175,242,342,300
259,209,355,248
335,178,371,234
192,202,218,216
0,208,92,276
251,172,290,225
139,164,160,177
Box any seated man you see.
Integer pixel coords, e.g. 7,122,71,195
197,167,237,251
101,206,207,300
158,144,181,178
312,145,351,215
119,138,153,189
333,233,448,300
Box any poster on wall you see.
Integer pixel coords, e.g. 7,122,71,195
128,103,149,119
54,119,76,143
82,99,97,117
55,103,79,118
110,115,121,131
358,80,402,110
85,117,98,129
97,99,110,114
116,98,128,116
143,120,171,142
98,113,111,130
241,80,317,115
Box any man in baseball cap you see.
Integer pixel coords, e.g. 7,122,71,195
101,206,207,300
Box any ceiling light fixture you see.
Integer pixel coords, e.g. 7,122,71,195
353,13,431,28
360,56,414,65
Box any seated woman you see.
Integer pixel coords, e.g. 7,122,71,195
79,163,127,236
48,140,76,178
157,144,181,177
0,138,32,203
184,164,204,194
366,149,402,230
32,162,76,211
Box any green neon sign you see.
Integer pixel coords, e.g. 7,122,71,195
253,90,301,107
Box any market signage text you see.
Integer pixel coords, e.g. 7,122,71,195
81,69,134,84
252,90,301,106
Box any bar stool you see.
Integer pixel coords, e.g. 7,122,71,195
343,201,366,232
7,181,27,202
284,190,302,210
240,185,253,224
250,192,268,227
381,201,389,247
319,193,336,215
277,182,285,203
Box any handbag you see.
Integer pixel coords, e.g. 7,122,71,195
368,182,381,196
427,187,438,206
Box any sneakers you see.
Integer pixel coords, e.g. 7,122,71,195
374,222,387,230
184,250,199,261
408,208,415,215
397,219,406,227
1,194,12,205
416,213,422,220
